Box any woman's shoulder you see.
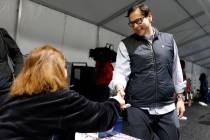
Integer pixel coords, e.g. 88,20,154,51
51,89,85,101
55,89,78,96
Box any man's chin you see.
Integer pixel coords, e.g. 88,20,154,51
136,32,144,37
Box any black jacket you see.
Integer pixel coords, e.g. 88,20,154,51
123,28,175,107
0,28,23,93
0,89,120,140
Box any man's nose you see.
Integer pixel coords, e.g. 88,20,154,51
133,23,139,28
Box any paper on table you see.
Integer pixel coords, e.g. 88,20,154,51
75,132,141,140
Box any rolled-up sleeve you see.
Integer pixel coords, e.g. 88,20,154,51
172,39,185,93
109,42,131,90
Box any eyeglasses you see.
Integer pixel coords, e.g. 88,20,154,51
128,17,144,27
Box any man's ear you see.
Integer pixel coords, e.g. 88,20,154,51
148,12,153,23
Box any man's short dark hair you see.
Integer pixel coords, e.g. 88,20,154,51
126,4,151,17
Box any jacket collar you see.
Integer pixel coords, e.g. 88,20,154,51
153,27,160,39
132,27,160,41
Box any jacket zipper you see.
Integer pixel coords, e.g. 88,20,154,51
148,40,157,108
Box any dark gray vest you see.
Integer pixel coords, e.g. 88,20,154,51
122,30,175,107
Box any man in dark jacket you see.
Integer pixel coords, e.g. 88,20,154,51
0,28,23,103
109,4,185,140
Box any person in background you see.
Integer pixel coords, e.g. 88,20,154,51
0,45,125,140
109,4,185,140
0,28,23,105
180,60,193,107
186,78,193,107
95,60,113,102
89,45,117,102
199,73,208,106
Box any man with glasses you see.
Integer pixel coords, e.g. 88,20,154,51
109,4,185,140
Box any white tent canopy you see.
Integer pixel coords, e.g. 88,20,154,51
31,0,210,68
0,0,209,90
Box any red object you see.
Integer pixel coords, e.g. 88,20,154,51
185,80,189,93
96,61,113,85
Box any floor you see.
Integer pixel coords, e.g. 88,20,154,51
179,102,210,140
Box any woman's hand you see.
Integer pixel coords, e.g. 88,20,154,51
113,85,131,109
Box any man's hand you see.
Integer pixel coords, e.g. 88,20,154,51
176,95,185,118
116,88,126,98
115,85,125,97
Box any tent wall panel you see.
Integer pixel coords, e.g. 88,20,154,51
99,27,125,51
62,16,97,66
0,0,18,37
16,0,65,54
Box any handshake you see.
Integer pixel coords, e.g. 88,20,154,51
111,86,131,109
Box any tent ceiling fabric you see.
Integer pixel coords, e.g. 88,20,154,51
31,0,210,68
